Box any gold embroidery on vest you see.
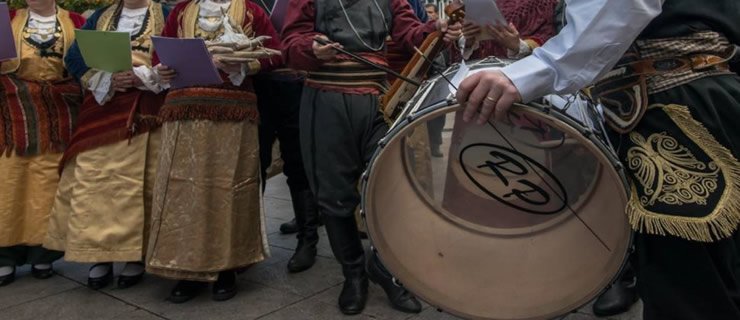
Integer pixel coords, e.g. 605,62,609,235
627,132,720,207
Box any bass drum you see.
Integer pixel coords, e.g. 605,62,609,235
361,57,632,320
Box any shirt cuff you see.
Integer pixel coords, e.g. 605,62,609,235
506,39,533,60
500,55,561,103
132,65,164,93
85,69,114,105
228,64,247,86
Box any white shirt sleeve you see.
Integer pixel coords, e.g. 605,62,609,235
500,0,664,103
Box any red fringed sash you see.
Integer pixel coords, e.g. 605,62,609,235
160,87,259,123
60,90,165,168
0,75,81,157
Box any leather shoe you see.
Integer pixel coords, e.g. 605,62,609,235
88,263,113,290
117,273,144,289
31,265,54,280
279,218,299,234
0,267,15,287
367,253,422,313
593,281,638,317
212,271,237,301
169,280,206,304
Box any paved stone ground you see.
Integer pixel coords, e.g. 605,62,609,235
1,175,642,320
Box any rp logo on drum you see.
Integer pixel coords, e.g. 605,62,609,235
459,143,568,215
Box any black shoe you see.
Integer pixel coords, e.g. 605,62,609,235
212,271,237,301
280,218,299,234
117,273,143,289
367,252,422,313
593,281,638,317
31,265,54,280
431,145,443,158
87,263,113,290
323,215,369,315
287,189,319,273
169,280,206,304
0,267,16,287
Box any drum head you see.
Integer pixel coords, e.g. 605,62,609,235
363,104,630,320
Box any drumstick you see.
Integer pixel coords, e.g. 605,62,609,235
314,37,422,87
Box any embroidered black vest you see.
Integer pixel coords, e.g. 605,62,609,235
315,0,392,53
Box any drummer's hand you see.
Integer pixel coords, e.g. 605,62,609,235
156,64,177,84
457,70,522,124
437,20,463,43
462,21,482,46
312,34,342,61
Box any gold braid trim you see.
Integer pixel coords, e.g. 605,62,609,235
626,104,740,242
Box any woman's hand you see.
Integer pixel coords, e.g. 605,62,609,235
156,64,177,85
487,22,522,53
111,71,136,92
462,21,482,46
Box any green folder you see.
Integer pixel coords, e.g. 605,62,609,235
74,30,132,73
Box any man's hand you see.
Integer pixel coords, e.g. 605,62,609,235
156,64,176,84
456,70,522,124
437,19,463,43
312,34,342,61
111,71,136,92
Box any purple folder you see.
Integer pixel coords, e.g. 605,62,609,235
0,3,17,61
269,0,289,31
151,36,223,89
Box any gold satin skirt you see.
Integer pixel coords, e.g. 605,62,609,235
0,153,62,247
146,120,268,282
44,131,160,262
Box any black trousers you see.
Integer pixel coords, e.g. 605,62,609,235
0,246,62,267
299,87,387,218
254,75,310,192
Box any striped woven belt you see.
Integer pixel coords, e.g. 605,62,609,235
306,60,389,93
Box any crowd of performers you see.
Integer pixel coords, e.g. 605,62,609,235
1,0,738,319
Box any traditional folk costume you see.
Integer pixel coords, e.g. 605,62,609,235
591,3,740,318
493,0,740,319
42,1,169,290
454,0,559,62
145,0,281,301
0,7,84,286
251,0,319,274
282,0,439,314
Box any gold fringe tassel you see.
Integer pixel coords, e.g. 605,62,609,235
626,104,740,242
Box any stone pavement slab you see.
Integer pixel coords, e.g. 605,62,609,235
0,175,641,320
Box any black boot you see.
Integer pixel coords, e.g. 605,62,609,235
279,218,299,234
367,251,422,313
287,189,319,273
324,215,368,315
593,268,638,317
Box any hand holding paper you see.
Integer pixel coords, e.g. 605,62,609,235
151,36,223,89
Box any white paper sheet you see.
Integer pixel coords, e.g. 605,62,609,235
465,0,507,26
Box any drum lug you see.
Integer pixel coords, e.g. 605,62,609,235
370,245,377,253
378,138,388,148
614,162,624,171
359,209,366,219
583,128,592,137
392,277,403,288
